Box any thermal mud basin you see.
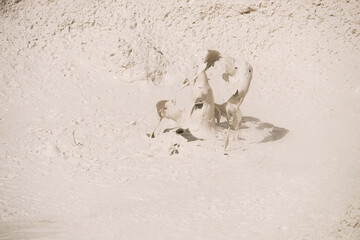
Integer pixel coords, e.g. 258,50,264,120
1,0,359,240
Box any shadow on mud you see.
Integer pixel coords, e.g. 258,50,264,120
175,128,204,142
158,116,289,144
219,116,289,143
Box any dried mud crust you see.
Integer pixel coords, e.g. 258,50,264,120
1,0,359,85
335,201,360,240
